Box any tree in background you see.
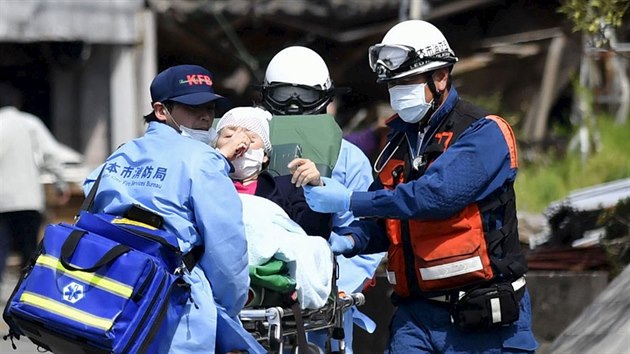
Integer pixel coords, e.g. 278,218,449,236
559,0,630,164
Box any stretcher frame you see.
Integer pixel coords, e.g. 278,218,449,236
239,259,365,354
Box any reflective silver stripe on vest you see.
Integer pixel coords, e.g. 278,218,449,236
419,256,483,280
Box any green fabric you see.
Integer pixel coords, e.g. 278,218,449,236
268,114,342,177
249,258,296,292
246,286,297,307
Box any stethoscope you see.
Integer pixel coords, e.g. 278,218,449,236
373,131,427,174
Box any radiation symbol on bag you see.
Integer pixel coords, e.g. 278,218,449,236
62,282,85,303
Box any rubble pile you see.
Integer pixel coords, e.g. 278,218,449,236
523,178,630,273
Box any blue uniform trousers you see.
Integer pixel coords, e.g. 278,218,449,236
386,290,538,354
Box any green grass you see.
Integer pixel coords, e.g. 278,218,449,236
515,116,630,212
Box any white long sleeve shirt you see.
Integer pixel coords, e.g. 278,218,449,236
0,107,43,212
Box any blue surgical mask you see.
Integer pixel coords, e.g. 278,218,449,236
388,83,432,124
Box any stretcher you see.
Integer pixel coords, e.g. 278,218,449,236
239,259,365,354
238,113,354,352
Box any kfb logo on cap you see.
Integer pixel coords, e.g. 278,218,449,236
150,64,223,105
180,74,213,86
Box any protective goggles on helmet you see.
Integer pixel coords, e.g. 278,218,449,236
265,83,323,104
262,83,332,115
368,44,457,78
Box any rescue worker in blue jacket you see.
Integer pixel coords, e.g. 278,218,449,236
84,65,265,353
303,21,539,353
261,46,384,352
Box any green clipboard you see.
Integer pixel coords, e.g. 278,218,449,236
268,114,342,177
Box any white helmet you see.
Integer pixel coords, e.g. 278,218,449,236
369,20,458,83
262,46,334,115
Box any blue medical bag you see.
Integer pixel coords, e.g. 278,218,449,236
3,211,192,354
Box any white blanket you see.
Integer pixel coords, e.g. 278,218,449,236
239,194,332,309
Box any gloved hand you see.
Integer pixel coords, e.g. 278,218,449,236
303,177,352,213
328,232,355,255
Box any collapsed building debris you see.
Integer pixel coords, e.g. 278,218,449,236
526,178,630,271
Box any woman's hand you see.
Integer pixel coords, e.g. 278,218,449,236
288,158,322,187
217,127,251,161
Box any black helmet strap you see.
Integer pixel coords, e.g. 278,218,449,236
426,71,441,110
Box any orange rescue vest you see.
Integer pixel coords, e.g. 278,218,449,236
376,100,527,298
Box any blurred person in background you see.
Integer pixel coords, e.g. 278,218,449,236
261,46,385,353
304,20,538,353
0,82,70,288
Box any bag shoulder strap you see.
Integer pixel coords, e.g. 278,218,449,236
76,165,106,218
78,165,203,271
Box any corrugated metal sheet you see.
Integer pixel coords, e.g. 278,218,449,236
546,178,630,213
0,0,144,43
151,0,400,21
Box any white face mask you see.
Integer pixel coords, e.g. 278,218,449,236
230,148,264,180
388,83,432,124
180,126,217,145
164,107,217,145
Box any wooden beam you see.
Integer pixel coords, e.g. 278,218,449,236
526,34,566,142
481,27,564,48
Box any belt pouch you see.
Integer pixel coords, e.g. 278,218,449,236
450,282,521,331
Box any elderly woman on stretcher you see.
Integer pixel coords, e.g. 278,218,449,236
214,106,334,309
